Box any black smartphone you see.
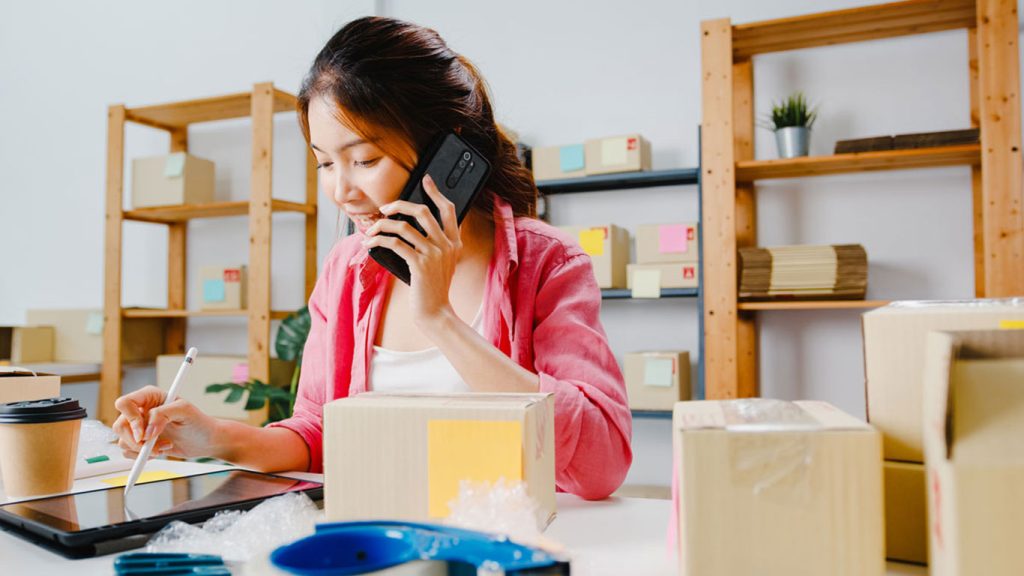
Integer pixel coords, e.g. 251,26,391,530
368,132,491,284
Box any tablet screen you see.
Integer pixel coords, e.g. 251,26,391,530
0,470,320,534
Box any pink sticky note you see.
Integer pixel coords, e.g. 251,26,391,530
232,363,249,384
659,224,688,254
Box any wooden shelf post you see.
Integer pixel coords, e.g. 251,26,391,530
100,105,127,425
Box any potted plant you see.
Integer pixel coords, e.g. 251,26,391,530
206,306,311,425
763,92,817,158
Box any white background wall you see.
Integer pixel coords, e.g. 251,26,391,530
0,0,1012,489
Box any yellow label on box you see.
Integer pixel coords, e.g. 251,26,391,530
101,470,184,487
579,228,605,257
1000,320,1024,329
427,419,523,518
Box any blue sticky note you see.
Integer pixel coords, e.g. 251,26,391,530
643,357,674,387
559,144,585,173
164,153,186,178
203,279,226,302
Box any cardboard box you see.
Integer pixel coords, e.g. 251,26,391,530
674,399,884,576
532,144,586,181
624,351,690,411
199,266,247,310
583,134,651,176
0,326,54,363
0,367,61,404
884,460,928,565
324,393,555,525
131,152,215,209
157,354,295,423
627,263,698,291
635,223,700,264
24,309,165,364
862,299,1024,462
923,329,1024,576
557,225,630,289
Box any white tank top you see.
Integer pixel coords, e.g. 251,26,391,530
369,304,485,393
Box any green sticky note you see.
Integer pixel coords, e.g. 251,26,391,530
85,311,104,335
559,144,584,173
164,153,186,178
203,279,226,302
85,455,110,464
644,357,674,387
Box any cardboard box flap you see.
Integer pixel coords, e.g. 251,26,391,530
869,297,1024,316
347,392,552,409
674,399,870,432
0,366,56,378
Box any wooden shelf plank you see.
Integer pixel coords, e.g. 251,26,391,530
732,0,976,58
123,199,314,223
122,309,293,320
738,299,890,311
735,144,979,182
125,89,298,129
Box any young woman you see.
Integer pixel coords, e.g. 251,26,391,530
112,16,631,499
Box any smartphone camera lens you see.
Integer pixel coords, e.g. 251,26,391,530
462,152,471,161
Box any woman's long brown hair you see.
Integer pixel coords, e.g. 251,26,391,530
297,16,536,218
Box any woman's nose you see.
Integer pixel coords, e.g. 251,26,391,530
331,170,358,205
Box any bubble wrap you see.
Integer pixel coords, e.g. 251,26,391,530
444,479,560,552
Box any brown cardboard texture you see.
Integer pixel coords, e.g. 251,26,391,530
624,351,690,411
862,299,1024,462
0,368,61,404
635,223,700,264
324,393,555,525
0,326,54,363
583,134,651,176
199,266,247,310
157,354,294,423
923,329,1024,576
531,144,586,181
24,309,165,363
627,263,699,290
674,399,884,576
131,152,215,209
884,460,928,565
557,225,630,289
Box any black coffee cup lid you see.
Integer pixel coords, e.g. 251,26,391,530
0,397,87,424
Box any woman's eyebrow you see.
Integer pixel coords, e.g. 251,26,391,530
311,138,368,154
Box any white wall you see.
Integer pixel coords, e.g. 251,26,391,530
1,0,1016,489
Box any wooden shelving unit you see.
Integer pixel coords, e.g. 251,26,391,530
701,0,1024,399
100,82,318,425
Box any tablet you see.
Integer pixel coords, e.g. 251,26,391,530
0,469,323,558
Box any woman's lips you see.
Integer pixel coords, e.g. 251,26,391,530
349,211,384,233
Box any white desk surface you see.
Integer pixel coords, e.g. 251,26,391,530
0,460,928,575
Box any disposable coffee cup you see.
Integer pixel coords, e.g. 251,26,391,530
0,398,87,498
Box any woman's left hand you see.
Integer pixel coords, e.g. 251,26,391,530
362,174,461,329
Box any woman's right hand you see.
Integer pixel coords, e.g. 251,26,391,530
112,386,221,460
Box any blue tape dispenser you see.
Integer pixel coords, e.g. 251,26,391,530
269,521,570,575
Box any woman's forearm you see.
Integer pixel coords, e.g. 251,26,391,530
427,308,540,393
211,420,310,473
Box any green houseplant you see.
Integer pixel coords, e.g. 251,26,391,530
762,92,817,158
206,306,311,425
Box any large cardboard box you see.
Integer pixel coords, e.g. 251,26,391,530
627,262,698,291
923,329,1024,576
24,309,165,364
635,223,700,264
624,351,690,411
557,225,630,289
0,367,61,404
157,354,295,423
324,393,555,525
199,266,247,311
583,134,651,176
884,460,928,565
131,152,215,209
862,299,1024,462
532,144,586,181
0,326,54,364
674,399,884,576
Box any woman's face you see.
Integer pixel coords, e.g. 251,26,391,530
308,97,414,233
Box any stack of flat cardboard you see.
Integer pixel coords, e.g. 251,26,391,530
739,244,867,301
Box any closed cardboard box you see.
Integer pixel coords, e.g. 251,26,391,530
199,266,247,310
624,351,690,411
24,309,165,364
924,329,1024,576
0,367,61,404
627,263,698,291
532,144,586,181
862,299,1024,462
635,223,699,264
324,393,555,526
884,460,928,565
558,225,630,289
584,134,651,176
0,326,54,364
674,399,884,576
132,152,215,209
157,354,294,423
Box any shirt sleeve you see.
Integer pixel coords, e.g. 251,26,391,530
531,253,633,500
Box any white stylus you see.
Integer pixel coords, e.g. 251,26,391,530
124,347,198,495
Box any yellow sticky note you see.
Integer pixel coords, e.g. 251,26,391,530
579,228,605,256
427,420,523,518
1000,320,1024,329
632,269,662,298
101,470,183,487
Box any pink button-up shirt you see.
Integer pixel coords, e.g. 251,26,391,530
268,195,632,500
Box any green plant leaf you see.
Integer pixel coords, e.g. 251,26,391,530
245,389,267,411
225,386,246,404
765,91,817,131
276,307,311,362
205,382,233,394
